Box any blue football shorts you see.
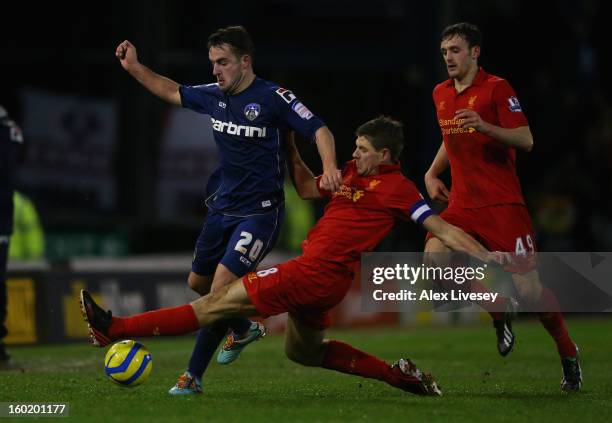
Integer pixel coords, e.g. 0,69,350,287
192,206,285,278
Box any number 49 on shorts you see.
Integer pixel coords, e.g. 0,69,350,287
515,234,535,255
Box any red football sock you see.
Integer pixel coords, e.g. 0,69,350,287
468,280,506,321
537,287,577,358
109,304,200,339
321,340,401,386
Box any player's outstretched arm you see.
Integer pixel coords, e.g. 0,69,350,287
286,132,320,200
115,40,181,106
424,142,450,202
314,126,341,192
423,215,499,263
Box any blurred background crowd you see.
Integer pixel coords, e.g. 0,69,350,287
2,0,611,261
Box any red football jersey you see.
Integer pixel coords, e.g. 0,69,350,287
433,68,529,208
301,160,432,274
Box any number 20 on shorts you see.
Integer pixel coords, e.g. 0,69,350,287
234,231,265,261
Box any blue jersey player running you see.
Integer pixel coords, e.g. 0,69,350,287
115,26,341,395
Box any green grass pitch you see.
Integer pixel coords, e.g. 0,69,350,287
1,318,611,422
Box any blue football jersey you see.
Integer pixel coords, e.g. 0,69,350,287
179,77,325,216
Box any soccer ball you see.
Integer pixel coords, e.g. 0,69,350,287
104,340,152,387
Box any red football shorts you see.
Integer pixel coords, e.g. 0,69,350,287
426,204,537,272
242,257,353,330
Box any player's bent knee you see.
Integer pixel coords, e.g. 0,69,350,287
210,263,239,294
285,346,321,367
191,279,255,326
190,284,231,325
514,282,540,306
187,278,206,295
210,276,236,294
284,347,305,365
512,271,543,306
284,339,326,367
188,273,211,296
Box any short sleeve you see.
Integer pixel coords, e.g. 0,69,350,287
315,175,333,198
273,87,325,142
179,84,217,115
315,161,353,199
492,80,529,129
388,180,435,225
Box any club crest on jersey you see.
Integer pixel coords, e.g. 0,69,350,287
244,103,261,121
508,96,522,112
367,180,381,191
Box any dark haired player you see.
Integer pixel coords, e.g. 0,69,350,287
424,22,581,391
115,25,341,394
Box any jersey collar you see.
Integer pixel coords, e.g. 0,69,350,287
347,160,400,176
444,67,488,88
377,162,401,174
472,67,488,86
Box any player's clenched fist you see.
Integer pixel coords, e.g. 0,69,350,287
115,40,138,70
455,108,489,133
424,172,449,203
320,167,342,192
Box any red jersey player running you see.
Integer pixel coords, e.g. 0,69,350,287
424,22,581,391
80,116,505,396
